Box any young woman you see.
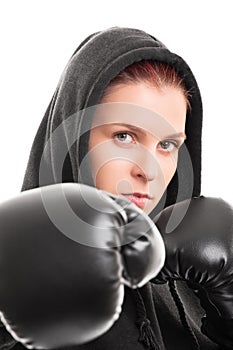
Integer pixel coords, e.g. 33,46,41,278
0,27,232,350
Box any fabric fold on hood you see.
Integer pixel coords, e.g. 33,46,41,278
21,26,203,220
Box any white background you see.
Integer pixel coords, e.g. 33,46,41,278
0,1,232,204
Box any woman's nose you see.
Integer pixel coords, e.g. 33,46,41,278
130,147,159,182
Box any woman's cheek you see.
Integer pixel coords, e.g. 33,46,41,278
159,153,178,185
94,160,130,195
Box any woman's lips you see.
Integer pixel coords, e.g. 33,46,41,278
122,194,149,209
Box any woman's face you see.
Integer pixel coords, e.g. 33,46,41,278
88,83,187,214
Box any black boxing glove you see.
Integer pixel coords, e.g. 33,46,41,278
0,183,165,349
153,196,233,348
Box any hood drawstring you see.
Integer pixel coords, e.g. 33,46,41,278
132,289,161,350
168,280,200,350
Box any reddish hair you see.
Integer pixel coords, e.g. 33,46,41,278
101,60,191,110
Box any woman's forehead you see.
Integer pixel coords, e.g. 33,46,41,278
91,102,186,140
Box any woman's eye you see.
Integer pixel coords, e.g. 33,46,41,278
159,140,178,152
114,132,135,144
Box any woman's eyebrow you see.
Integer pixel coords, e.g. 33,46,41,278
110,123,186,140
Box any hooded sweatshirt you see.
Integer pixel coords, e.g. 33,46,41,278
0,27,222,350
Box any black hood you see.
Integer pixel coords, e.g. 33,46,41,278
21,26,203,219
